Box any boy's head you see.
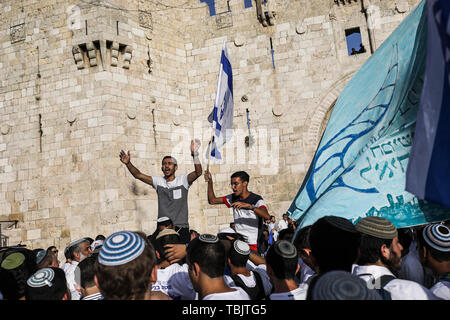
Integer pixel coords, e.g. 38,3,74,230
26,267,69,300
186,234,226,291
266,240,299,281
153,229,183,263
417,223,450,271
355,216,402,272
228,240,250,268
95,231,157,300
309,216,360,274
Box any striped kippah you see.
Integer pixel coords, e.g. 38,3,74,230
27,268,55,288
98,231,145,266
199,234,219,244
36,249,48,265
273,240,297,259
312,271,381,300
233,240,250,256
423,224,450,252
355,216,398,239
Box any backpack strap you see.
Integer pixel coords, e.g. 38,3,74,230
230,271,266,300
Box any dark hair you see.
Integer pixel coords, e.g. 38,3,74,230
0,248,37,300
78,256,97,289
266,241,298,280
230,171,250,183
157,218,173,228
357,234,393,266
278,229,295,242
153,233,183,264
187,237,226,278
26,267,68,300
228,240,249,268
309,216,361,274
162,156,177,165
293,225,312,252
47,246,57,252
95,235,106,241
397,228,413,257
417,226,450,263
95,234,157,300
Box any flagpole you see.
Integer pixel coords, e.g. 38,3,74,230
207,40,227,173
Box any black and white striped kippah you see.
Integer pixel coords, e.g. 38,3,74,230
233,240,250,256
423,224,450,252
198,234,219,244
273,240,297,259
27,268,55,288
312,271,381,300
98,231,145,266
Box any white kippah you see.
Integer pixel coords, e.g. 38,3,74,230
233,240,250,256
27,268,55,288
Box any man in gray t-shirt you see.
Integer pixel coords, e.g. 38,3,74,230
120,139,202,243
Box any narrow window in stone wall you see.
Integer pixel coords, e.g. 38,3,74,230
345,27,366,56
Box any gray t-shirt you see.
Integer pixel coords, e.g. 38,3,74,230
151,174,190,227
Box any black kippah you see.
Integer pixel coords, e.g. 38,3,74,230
324,216,357,233
274,240,297,259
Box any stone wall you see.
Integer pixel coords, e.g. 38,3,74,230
0,0,420,252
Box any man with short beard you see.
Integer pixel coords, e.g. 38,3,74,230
352,217,437,300
64,238,92,300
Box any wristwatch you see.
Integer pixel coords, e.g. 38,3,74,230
251,204,256,210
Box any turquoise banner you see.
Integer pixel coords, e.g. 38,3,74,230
288,1,450,228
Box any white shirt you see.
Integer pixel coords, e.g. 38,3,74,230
430,281,450,300
64,261,81,300
352,264,438,300
398,241,426,285
224,264,273,296
153,263,196,300
202,286,251,300
268,283,308,300
298,258,315,285
277,219,288,231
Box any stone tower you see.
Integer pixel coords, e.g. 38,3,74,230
0,0,419,250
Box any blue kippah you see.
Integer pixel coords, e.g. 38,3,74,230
36,249,48,265
98,231,145,266
27,268,55,288
312,271,382,300
423,224,450,252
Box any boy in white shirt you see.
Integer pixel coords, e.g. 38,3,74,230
417,223,450,300
186,234,250,300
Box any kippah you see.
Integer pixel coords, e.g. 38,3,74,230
1,252,25,270
98,231,145,266
218,227,236,234
273,240,297,259
36,249,48,265
233,240,250,256
27,268,55,288
312,271,381,300
423,224,450,252
68,237,89,248
199,234,219,244
156,228,179,240
324,216,358,233
157,217,170,223
355,216,398,239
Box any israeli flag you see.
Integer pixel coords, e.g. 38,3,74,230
207,42,234,162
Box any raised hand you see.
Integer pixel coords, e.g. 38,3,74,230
119,150,130,164
204,170,212,182
190,139,201,154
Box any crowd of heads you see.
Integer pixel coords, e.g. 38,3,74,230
0,214,449,300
